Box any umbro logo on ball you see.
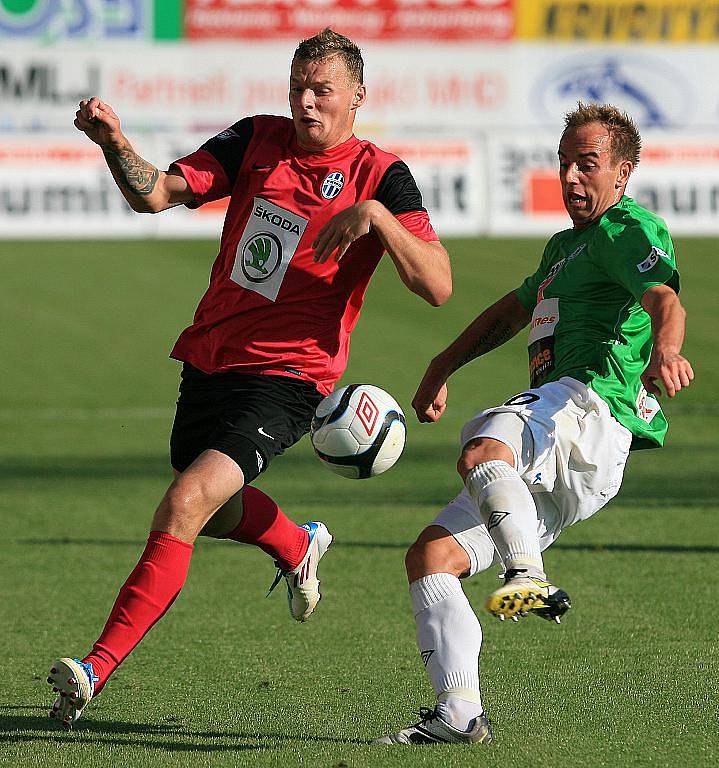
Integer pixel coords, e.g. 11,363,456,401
321,171,345,200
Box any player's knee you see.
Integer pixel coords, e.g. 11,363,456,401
457,438,515,481
405,527,467,582
160,479,207,522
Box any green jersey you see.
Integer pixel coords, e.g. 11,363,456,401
515,196,679,449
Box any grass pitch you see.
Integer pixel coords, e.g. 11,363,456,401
1,237,717,768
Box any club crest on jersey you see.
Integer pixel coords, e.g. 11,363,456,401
321,171,345,200
241,232,282,283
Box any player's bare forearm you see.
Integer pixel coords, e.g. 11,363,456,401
641,284,694,397
412,291,529,423
103,145,160,208
74,97,192,213
311,200,451,305
438,291,530,378
370,205,451,306
102,147,193,213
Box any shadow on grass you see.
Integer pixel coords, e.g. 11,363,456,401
0,709,364,749
3,451,718,509
0,455,171,481
13,538,719,555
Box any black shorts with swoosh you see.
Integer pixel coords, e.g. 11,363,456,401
170,363,323,482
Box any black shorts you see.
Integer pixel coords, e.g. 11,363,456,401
170,363,324,482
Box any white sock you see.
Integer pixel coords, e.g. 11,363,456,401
465,460,544,576
410,573,484,730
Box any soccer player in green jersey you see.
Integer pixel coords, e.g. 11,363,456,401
376,103,693,746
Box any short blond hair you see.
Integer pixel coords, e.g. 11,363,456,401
293,28,364,84
563,102,641,166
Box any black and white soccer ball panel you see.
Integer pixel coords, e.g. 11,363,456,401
311,383,406,479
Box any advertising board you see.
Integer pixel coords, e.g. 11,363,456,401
0,0,154,40
0,133,484,237
516,0,719,42
5,43,717,134
184,0,513,41
486,132,719,236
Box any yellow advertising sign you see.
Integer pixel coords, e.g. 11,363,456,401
516,0,719,41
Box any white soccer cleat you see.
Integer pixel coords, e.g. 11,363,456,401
375,707,493,745
267,521,333,622
47,657,98,730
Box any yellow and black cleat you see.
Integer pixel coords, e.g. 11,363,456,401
485,572,571,624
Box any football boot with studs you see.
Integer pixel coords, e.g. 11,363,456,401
375,707,493,745
267,521,333,622
485,568,571,623
47,657,97,729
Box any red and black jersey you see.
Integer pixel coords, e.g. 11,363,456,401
171,115,438,395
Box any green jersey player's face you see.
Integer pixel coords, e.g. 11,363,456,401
289,55,366,152
558,122,633,229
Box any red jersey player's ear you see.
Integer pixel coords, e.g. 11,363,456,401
352,84,367,109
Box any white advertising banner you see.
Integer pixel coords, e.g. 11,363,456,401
2,42,719,134
486,132,719,236
0,133,484,238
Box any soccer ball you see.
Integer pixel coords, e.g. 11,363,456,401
310,384,406,479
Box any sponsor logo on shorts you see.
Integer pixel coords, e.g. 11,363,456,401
420,650,435,666
256,450,264,472
216,129,237,141
637,245,669,273
257,426,275,440
321,170,345,200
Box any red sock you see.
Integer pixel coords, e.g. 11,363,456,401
84,531,193,694
225,486,309,571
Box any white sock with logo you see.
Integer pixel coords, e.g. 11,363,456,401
410,573,484,731
465,460,544,576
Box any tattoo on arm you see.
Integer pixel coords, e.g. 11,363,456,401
448,317,517,375
104,148,159,196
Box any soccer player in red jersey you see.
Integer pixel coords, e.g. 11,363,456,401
47,29,451,728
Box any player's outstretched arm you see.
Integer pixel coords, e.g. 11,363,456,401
312,200,451,306
641,284,694,397
412,291,531,422
74,97,193,213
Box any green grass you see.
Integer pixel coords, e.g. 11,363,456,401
1,237,717,768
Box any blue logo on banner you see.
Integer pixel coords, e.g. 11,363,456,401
321,171,345,200
533,55,690,128
0,0,145,39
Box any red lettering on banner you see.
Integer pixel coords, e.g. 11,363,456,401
242,79,290,112
113,72,229,106
184,0,514,41
427,73,505,108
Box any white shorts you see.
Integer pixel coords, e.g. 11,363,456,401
433,377,632,577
